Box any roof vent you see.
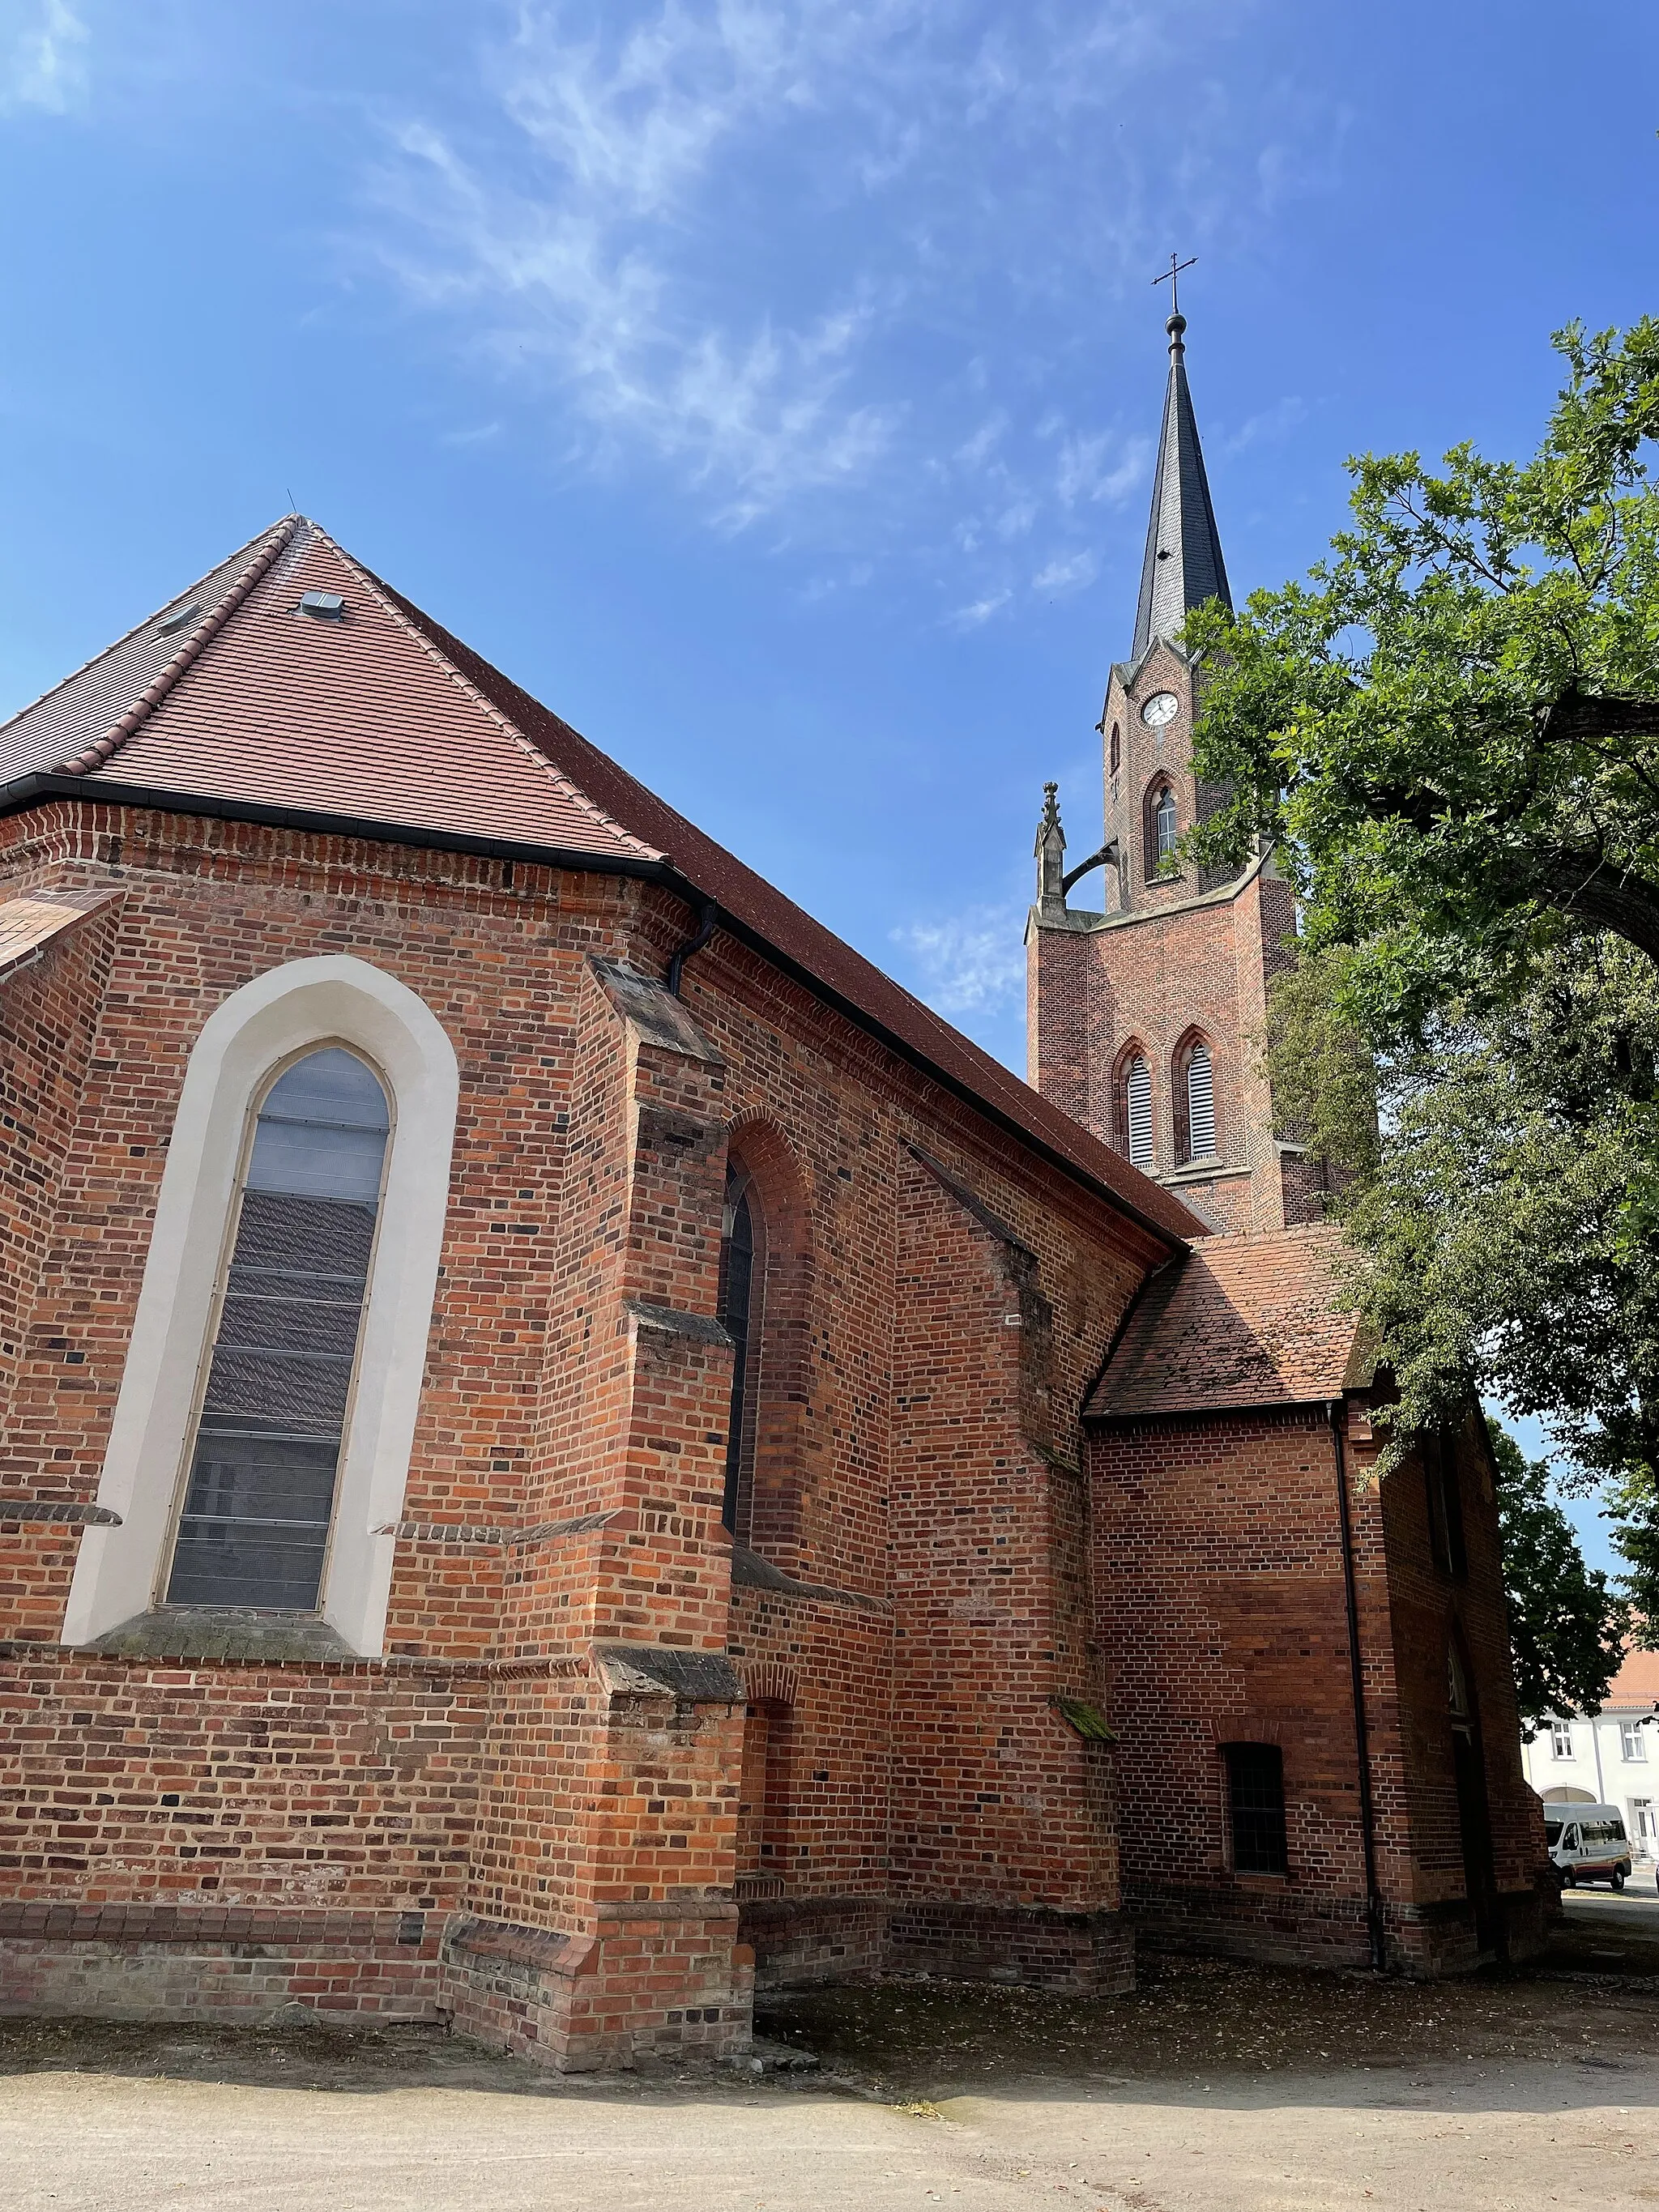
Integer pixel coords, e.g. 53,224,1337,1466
156,602,201,637
299,590,346,620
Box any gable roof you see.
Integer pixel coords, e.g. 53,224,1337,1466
1086,1224,1369,1418
0,517,1202,1248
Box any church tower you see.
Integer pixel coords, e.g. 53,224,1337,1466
1026,309,1323,1232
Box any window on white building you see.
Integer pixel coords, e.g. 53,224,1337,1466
1621,1720,1648,1762
1550,1721,1573,1759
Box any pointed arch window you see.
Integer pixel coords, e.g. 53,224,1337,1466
1173,1034,1219,1166
718,1158,758,1534
164,1046,390,1613
1144,780,1179,879
1115,1051,1154,1170
1154,785,1178,858
1109,722,1121,777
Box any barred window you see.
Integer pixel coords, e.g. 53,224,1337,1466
1223,1742,1287,1874
164,1047,390,1613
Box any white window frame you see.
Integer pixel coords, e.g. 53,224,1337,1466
63,957,458,1657
1621,1720,1647,1762
1550,1721,1573,1760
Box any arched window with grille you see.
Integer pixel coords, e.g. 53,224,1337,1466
1172,1033,1219,1166
1113,1044,1155,1170
164,1046,390,1613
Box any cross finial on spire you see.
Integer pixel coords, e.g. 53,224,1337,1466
1152,251,1197,332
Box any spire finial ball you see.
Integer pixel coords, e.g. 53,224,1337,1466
1166,311,1187,343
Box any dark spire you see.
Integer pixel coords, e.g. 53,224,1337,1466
1130,312,1231,663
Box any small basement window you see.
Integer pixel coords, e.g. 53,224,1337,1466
299,590,346,620
1223,1742,1287,1874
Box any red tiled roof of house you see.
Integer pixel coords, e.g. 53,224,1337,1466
1086,1223,1370,1417
1604,1643,1659,1714
0,517,1203,1247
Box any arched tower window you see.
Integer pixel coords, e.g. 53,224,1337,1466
1109,721,1121,776
164,1046,390,1613
718,1156,759,1535
1172,1033,1219,1166
1112,1044,1155,1170
1155,785,1177,859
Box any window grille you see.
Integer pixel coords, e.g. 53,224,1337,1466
1222,1743,1287,1874
165,1047,390,1613
1125,1055,1154,1169
1550,1722,1573,1759
1185,1041,1216,1158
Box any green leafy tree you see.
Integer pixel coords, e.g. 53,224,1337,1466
1177,320,1659,1626
1184,318,1659,1015
1487,1421,1627,1737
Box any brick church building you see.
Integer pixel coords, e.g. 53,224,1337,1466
0,315,1546,2068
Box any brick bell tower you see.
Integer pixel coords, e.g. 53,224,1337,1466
1026,308,1324,1233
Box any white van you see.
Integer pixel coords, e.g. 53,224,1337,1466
1545,1805,1634,1890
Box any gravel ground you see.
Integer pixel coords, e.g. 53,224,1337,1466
1,1895,1657,2211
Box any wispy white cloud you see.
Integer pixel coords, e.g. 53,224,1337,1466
893,901,1025,1014
1220,394,1306,454
369,3,920,526
1055,428,1151,507
0,0,87,113
1033,549,1097,594
947,588,1012,630
365,1,1339,553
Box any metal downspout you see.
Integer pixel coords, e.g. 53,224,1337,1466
1329,1396,1387,1971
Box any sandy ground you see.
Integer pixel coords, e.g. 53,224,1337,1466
2,1879,1657,2212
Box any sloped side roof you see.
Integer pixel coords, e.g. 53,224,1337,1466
0,515,1202,1247
1087,1224,1367,1417
79,523,655,860
0,526,290,785
0,889,119,982
372,573,1203,1243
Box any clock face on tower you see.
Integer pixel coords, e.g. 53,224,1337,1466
1141,690,1179,728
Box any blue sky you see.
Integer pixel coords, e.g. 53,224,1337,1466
1,1,1653,1562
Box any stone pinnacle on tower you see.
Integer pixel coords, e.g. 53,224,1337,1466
1130,305,1233,662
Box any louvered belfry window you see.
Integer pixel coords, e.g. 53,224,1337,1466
164,1047,390,1613
1125,1054,1154,1169
1185,1041,1217,1159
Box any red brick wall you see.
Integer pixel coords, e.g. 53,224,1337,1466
1093,1399,1546,1971
1031,639,1311,1233
0,795,1171,2050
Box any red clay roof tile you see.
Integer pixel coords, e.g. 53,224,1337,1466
1087,1224,1368,1417
0,515,1203,1246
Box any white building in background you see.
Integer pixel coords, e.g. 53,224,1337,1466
1523,1644,1659,1860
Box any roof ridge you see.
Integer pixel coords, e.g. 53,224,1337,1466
58,519,301,778
0,519,296,757
335,541,662,864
